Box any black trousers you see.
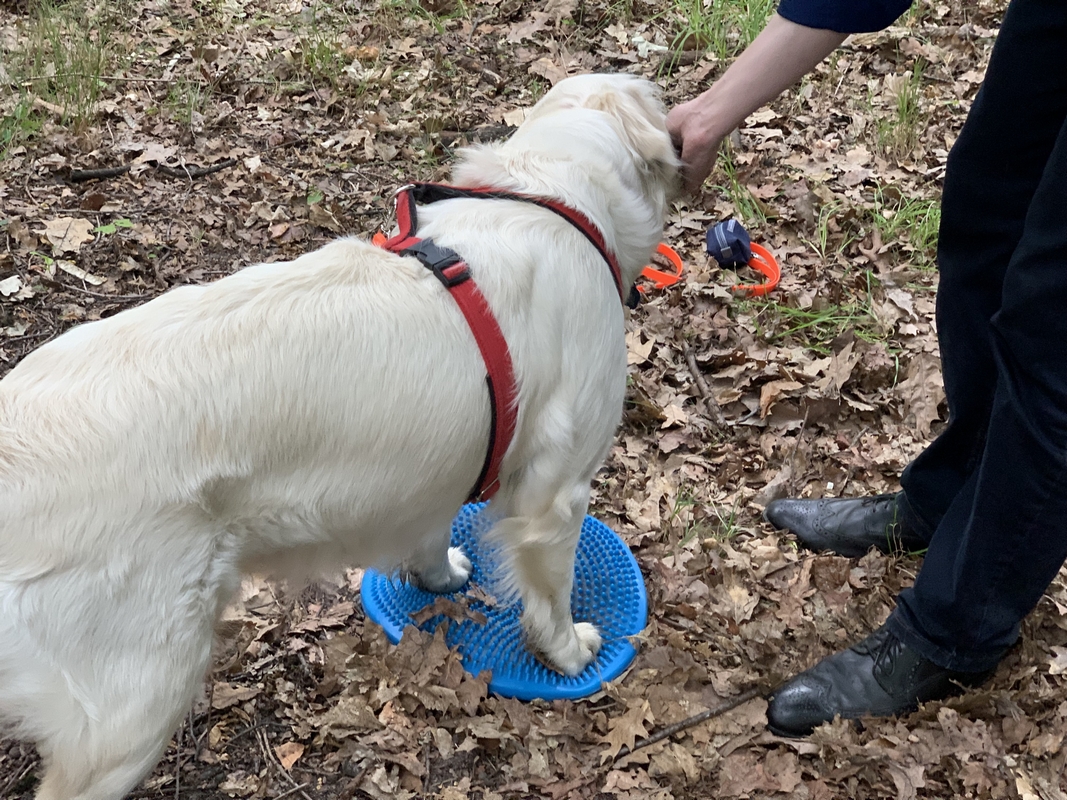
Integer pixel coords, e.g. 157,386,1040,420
889,0,1067,672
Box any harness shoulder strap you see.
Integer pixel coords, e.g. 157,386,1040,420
405,182,632,306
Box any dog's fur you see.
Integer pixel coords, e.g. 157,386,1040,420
0,73,678,800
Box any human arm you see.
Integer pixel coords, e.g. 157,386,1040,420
666,14,846,192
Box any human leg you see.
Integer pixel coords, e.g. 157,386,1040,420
767,0,1067,733
890,112,1067,672
898,0,1067,534
767,0,1067,555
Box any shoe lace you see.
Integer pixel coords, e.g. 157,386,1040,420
859,494,906,540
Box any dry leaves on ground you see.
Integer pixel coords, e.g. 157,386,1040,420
3,0,1066,797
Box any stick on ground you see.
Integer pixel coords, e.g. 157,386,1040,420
613,687,764,762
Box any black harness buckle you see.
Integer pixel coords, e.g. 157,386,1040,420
401,239,471,288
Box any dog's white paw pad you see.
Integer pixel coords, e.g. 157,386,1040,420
409,547,472,593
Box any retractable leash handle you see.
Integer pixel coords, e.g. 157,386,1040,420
706,219,781,297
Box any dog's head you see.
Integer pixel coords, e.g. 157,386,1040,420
520,73,681,202
453,73,680,287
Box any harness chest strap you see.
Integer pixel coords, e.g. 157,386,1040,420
378,190,516,502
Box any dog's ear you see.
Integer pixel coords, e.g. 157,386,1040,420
585,83,681,199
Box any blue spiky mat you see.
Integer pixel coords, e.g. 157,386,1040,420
360,503,647,701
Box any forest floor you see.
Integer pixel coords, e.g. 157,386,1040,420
3,0,1066,797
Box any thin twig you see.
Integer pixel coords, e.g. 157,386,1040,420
258,729,314,800
22,73,185,84
68,158,238,184
612,687,764,761
2,329,54,344
220,721,271,752
156,158,238,180
54,283,153,301
0,755,36,797
272,783,311,800
683,343,728,429
173,716,184,800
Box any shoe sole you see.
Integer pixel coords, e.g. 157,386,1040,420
766,722,812,739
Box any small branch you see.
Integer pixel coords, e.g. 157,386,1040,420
23,72,184,85
67,158,238,184
613,687,764,761
173,716,184,800
0,755,36,798
683,343,727,429
69,164,132,182
156,158,238,180
258,729,314,800
54,283,153,301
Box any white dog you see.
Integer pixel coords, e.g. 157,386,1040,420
0,73,678,800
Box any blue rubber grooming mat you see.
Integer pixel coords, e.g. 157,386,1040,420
360,503,647,701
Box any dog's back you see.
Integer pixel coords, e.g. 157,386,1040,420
0,237,498,798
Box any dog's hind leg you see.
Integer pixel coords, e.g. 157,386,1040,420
36,730,176,800
26,604,216,800
406,522,473,593
15,523,237,800
28,616,215,800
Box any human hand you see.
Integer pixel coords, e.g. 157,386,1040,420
666,98,727,194
665,15,846,195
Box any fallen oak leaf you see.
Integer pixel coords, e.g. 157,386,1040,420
132,142,178,166
38,217,95,254
308,202,344,233
506,11,551,43
410,596,488,626
659,400,688,429
290,600,355,633
626,330,654,365
896,353,945,439
759,379,804,418
274,741,304,770
1047,645,1067,675
528,57,568,86
211,682,261,710
599,698,654,763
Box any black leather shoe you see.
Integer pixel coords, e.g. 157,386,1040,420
766,625,993,737
764,492,927,558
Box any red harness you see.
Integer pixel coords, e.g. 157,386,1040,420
376,182,631,502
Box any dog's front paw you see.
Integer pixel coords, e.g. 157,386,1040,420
546,622,602,676
412,546,472,593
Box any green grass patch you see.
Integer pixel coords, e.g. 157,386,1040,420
709,146,767,225
2,0,128,142
741,270,891,353
669,0,775,59
164,74,213,130
875,60,927,161
869,186,941,269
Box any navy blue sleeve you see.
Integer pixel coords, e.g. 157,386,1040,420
777,0,914,33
